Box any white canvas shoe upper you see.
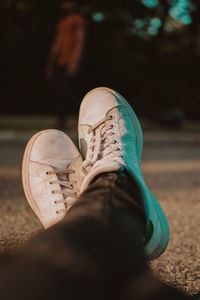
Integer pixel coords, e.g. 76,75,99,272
79,87,170,260
22,129,83,229
79,88,142,193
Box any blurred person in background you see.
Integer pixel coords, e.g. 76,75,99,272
46,0,85,129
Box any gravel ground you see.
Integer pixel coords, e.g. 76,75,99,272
0,131,200,297
142,143,200,296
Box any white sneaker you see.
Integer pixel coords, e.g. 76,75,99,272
78,87,170,260
22,129,83,229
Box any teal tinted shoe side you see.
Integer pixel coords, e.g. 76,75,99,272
78,87,170,260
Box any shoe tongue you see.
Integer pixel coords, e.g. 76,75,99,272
51,160,73,200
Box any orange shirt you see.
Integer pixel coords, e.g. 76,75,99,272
56,14,85,66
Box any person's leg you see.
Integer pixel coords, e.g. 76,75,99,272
53,66,68,129
0,172,189,300
64,172,147,281
0,171,145,299
12,128,146,300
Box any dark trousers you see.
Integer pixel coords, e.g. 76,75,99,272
0,173,190,299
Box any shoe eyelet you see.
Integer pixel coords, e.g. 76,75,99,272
56,211,59,214
109,115,115,120
50,182,52,185
54,200,57,204
87,128,92,134
46,171,49,175
52,191,55,194
114,140,119,144
117,148,120,151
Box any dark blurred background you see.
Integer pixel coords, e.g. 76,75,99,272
1,0,200,128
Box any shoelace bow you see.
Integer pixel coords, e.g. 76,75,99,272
47,169,77,214
81,114,124,175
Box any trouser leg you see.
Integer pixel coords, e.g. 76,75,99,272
0,173,191,300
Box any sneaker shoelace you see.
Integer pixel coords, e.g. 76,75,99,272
81,114,124,175
47,168,77,214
